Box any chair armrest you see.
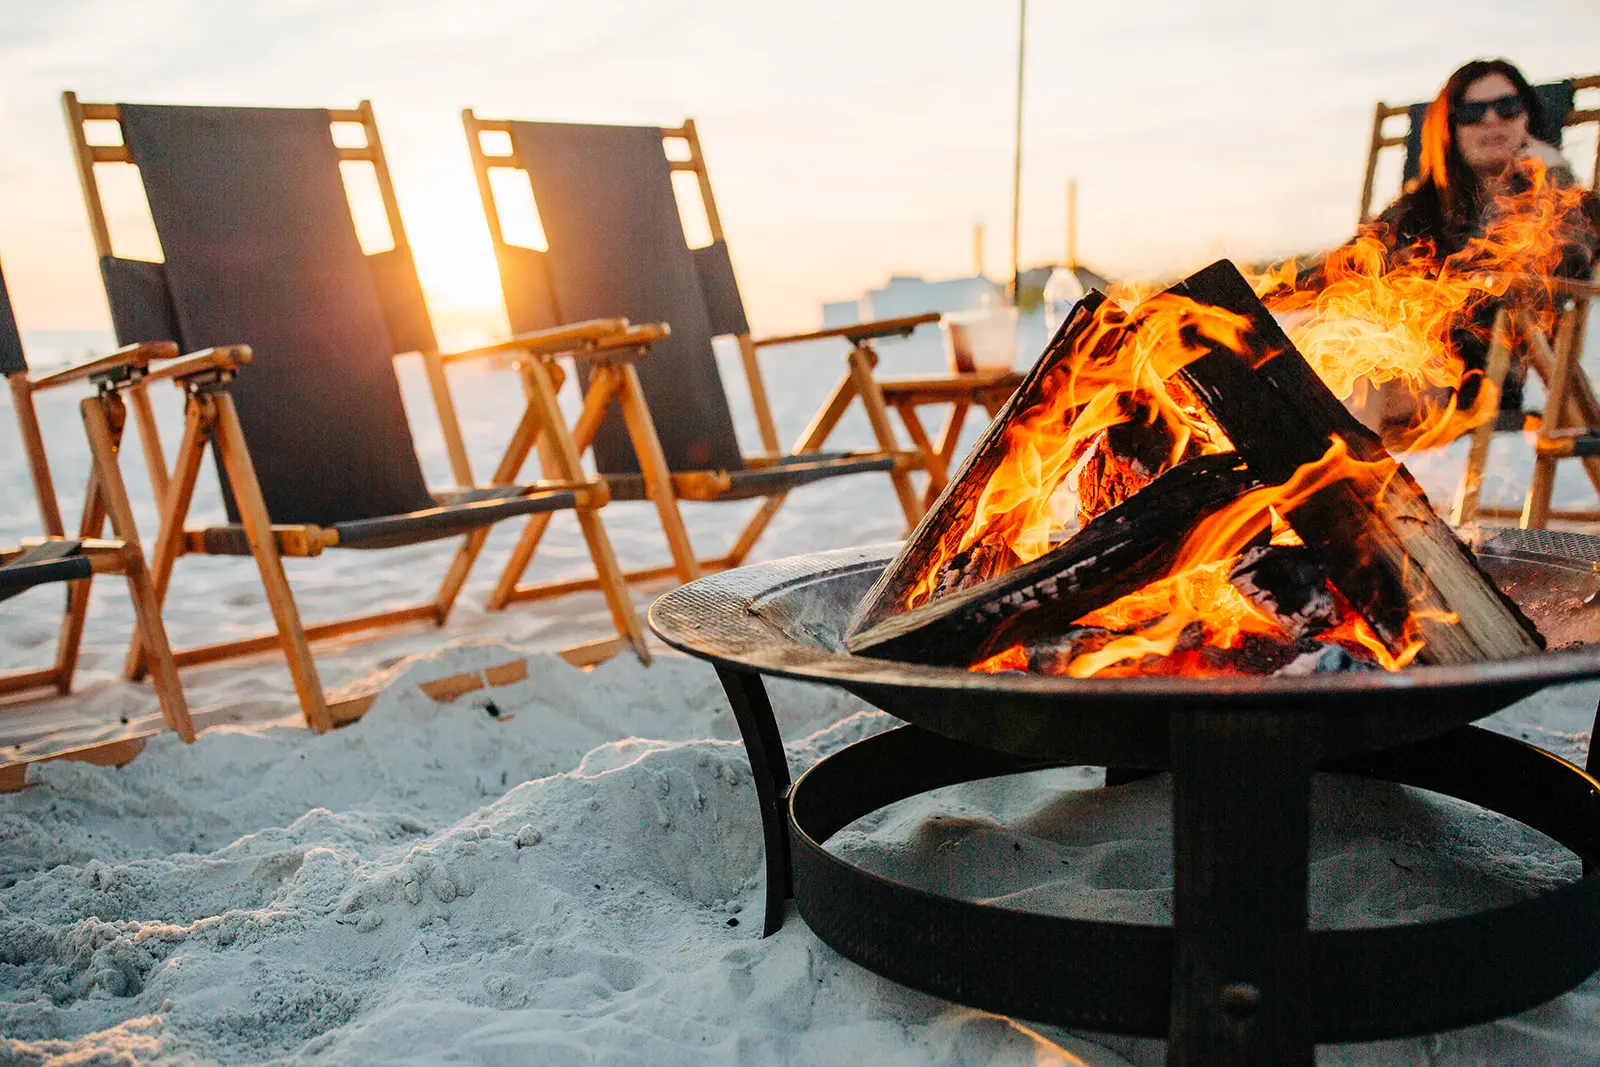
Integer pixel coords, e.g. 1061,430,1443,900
571,323,668,364
28,341,180,391
141,345,253,385
440,318,631,365
753,312,942,350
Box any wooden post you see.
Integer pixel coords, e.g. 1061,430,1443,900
80,393,194,741
209,392,332,732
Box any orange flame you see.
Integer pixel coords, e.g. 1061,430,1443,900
906,295,1251,610
1261,158,1589,449
951,160,1584,678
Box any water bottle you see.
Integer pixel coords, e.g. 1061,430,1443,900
1043,266,1086,335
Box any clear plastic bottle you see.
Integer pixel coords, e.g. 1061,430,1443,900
1043,265,1086,336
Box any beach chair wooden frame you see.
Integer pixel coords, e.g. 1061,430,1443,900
1357,74,1600,224
64,94,654,734
463,112,1011,601
2,284,197,784
1358,76,1600,529
1452,276,1600,528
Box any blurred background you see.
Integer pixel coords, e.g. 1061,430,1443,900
3,0,1598,355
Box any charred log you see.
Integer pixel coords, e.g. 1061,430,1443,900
1228,545,1339,640
847,453,1263,666
1076,391,1213,526
1169,260,1543,664
848,292,1128,637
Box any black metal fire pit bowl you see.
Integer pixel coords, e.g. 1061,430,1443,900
648,527,1600,1066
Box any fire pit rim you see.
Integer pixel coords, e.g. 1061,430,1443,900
648,539,1600,708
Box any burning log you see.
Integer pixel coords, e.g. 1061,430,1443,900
1075,392,1211,525
1227,545,1339,641
847,452,1263,665
847,292,1127,638
1169,260,1543,665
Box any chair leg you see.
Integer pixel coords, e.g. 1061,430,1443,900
125,394,212,681
208,392,332,732
51,449,106,695
519,359,651,663
488,513,555,611
433,528,490,622
126,384,170,506
10,375,64,537
892,398,949,500
793,370,858,454
725,494,787,569
925,400,971,510
1450,309,1512,526
614,365,700,583
80,393,194,742
846,345,922,529
1522,312,1575,530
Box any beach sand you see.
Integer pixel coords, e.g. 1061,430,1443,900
5,316,1600,1064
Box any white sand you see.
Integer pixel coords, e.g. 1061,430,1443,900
7,318,1600,1064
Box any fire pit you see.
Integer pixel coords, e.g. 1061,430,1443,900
648,531,1600,1065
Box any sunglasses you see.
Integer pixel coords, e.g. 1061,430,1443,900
1452,94,1527,126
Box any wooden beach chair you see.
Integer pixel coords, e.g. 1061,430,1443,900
64,95,655,734
1358,76,1600,528
461,113,1013,600
1,256,198,787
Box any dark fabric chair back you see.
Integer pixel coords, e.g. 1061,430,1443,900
1403,80,1576,183
106,104,438,525
0,258,27,376
505,121,745,475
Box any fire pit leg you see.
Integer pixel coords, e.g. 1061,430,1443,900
1588,695,1600,778
715,666,794,936
1168,709,1318,1067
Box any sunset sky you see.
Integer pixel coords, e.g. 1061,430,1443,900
1,0,1596,343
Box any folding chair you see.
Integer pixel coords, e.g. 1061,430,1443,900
1,256,197,788
1357,76,1600,528
461,113,1012,602
64,95,654,734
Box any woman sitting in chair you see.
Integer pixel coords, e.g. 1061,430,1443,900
1360,58,1600,418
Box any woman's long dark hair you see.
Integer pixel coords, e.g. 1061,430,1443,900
1415,58,1552,236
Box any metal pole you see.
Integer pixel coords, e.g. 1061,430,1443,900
1066,178,1079,269
1008,0,1027,304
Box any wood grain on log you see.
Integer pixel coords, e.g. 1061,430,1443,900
1170,260,1542,664
848,453,1263,665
